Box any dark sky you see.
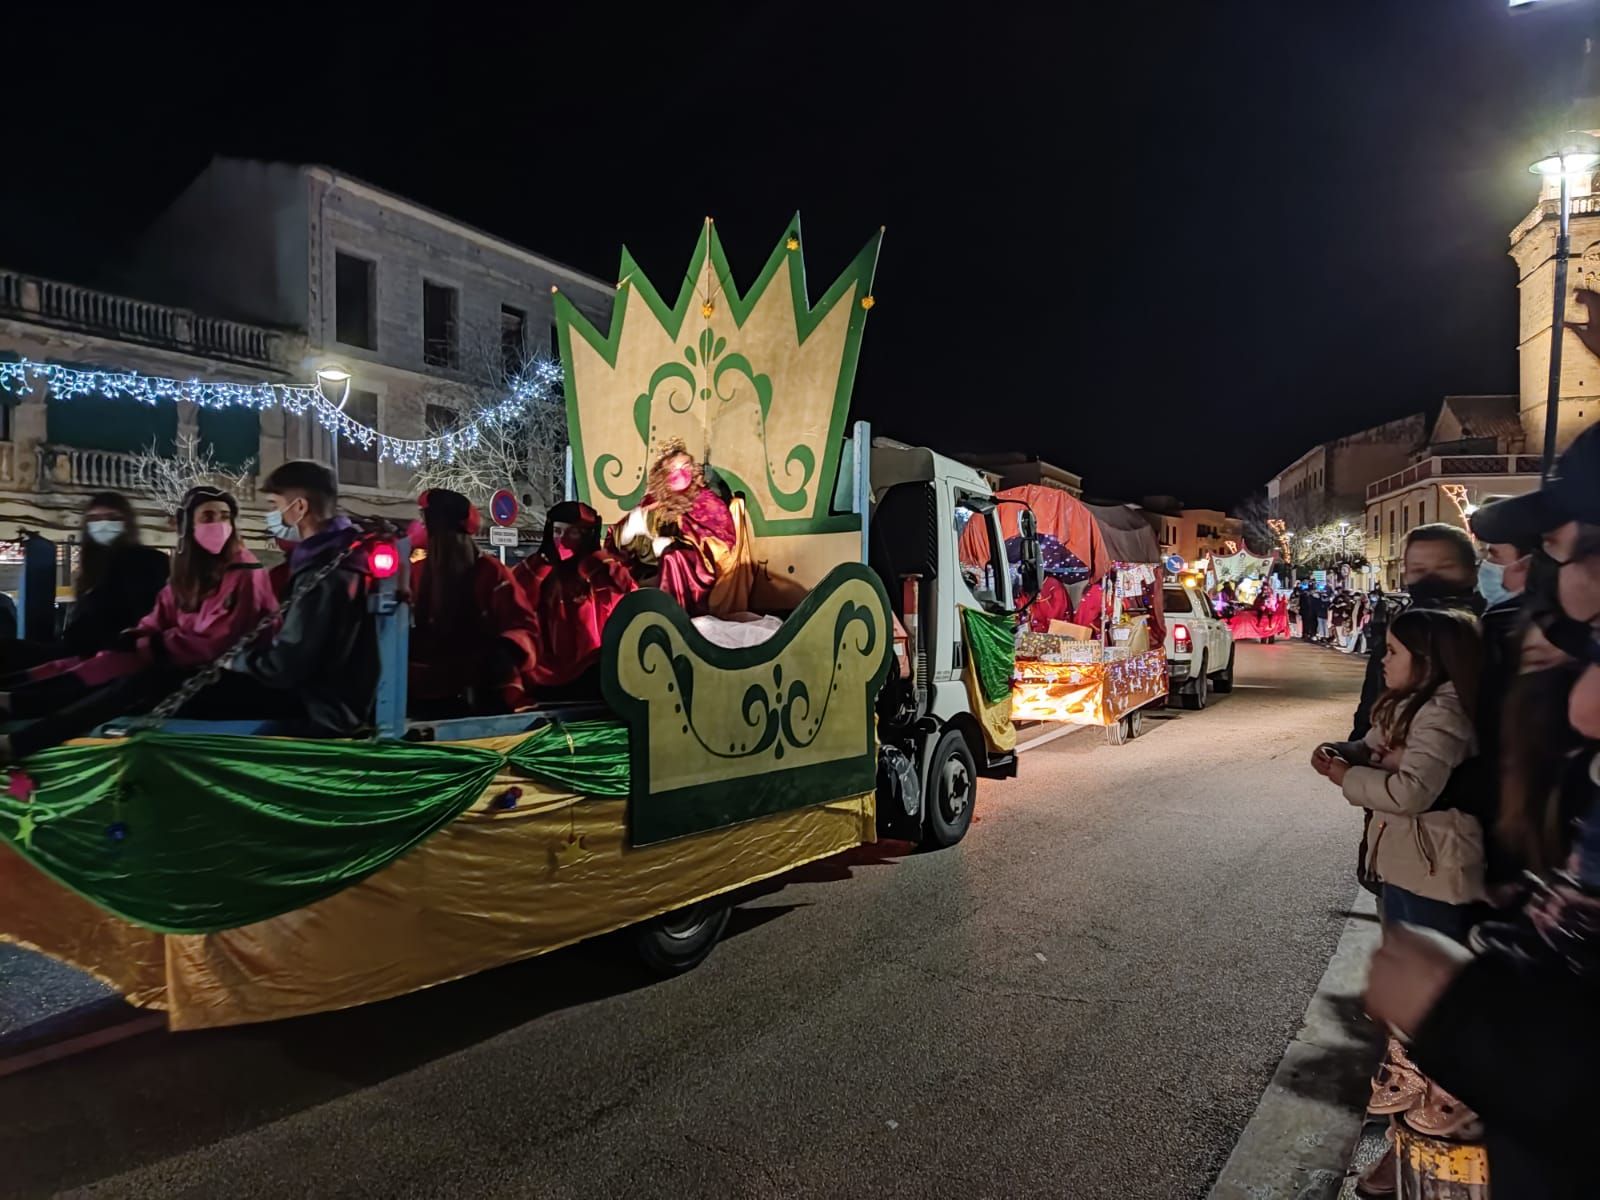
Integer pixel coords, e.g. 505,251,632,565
3,1,1595,507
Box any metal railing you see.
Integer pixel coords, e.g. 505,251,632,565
0,270,282,368
32,444,257,500
1366,454,1541,501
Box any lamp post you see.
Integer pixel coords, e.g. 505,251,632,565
314,366,352,477
1530,135,1600,479
1338,520,1349,563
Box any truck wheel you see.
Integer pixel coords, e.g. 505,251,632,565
1265,636,1276,645
631,899,732,975
1214,647,1235,693
1182,654,1209,710
921,729,976,849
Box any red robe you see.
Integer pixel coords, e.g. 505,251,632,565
513,549,638,689
409,554,540,710
609,487,736,617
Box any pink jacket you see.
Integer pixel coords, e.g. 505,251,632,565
46,549,280,688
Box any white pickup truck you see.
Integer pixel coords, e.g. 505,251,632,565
1161,578,1235,710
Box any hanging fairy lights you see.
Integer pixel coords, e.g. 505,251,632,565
0,357,563,470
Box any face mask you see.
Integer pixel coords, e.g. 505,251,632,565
265,506,301,543
665,464,694,493
193,522,232,555
1478,560,1516,608
1406,575,1471,605
86,519,124,546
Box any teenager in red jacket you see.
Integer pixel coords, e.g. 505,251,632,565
515,500,637,698
406,489,539,715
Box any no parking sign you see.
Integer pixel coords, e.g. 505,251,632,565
489,489,519,527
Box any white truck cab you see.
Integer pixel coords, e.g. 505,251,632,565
1161,577,1235,710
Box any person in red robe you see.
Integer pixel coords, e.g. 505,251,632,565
406,489,539,715
608,441,738,617
515,500,638,698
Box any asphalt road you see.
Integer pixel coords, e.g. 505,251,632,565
1,641,1370,1200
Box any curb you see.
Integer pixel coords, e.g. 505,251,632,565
1208,889,1384,1200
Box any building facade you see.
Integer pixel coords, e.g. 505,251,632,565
0,269,298,555
953,453,1084,497
1155,507,1243,564
1267,413,1427,530
117,158,614,512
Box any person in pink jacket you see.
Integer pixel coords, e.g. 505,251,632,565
0,486,280,761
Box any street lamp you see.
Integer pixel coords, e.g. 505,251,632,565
1530,134,1600,479
314,365,353,475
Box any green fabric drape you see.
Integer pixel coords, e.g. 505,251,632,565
961,608,1017,704
0,721,630,935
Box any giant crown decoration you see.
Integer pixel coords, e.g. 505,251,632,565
553,218,882,537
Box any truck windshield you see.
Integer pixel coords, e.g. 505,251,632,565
954,494,1005,611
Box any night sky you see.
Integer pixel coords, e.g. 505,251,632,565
3,1,1595,507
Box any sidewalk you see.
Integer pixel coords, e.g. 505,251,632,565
1208,890,1385,1200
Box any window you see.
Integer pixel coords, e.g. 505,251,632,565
335,253,376,350
1372,514,1379,536
423,281,459,368
500,305,527,375
1418,500,1426,524
425,404,460,434
1388,510,1395,550
1402,505,1410,531
339,390,380,488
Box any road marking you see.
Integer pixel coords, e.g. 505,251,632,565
1016,724,1084,753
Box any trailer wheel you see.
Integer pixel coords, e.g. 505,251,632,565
631,899,732,975
921,729,976,849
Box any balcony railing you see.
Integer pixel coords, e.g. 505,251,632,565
1509,193,1600,245
32,444,257,501
0,270,283,369
1366,454,1542,501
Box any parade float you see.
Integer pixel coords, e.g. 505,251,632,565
1206,548,1287,643
960,489,1167,744
0,219,1024,1030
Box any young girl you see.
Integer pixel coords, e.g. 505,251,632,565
1312,608,1487,1190
0,486,279,761
1316,607,1487,932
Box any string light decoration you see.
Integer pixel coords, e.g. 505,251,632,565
0,357,563,470
1267,518,1292,563
1441,483,1473,523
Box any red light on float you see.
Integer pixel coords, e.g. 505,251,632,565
368,542,401,579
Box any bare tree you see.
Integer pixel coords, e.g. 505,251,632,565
411,331,567,519
130,430,256,516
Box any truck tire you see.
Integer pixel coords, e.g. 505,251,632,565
921,729,976,849
631,899,732,975
1182,654,1209,710
1214,647,1235,693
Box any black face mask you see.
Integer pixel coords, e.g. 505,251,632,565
1405,575,1474,606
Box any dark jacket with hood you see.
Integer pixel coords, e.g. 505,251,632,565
63,543,169,658
235,519,378,736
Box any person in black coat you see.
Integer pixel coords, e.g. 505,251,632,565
224,461,379,736
1,492,169,675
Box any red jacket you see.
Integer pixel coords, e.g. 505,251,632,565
409,554,540,709
514,549,638,689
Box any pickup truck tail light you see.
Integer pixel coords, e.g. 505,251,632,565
1173,622,1191,653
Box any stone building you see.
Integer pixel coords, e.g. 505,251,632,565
1267,413,1427,530
0,157,614,578
1153,507,1243,564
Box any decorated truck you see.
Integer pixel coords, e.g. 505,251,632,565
0,219,1027,1030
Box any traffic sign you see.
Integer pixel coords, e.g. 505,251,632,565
489,489,519,527
488,526,518,548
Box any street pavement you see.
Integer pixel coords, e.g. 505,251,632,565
0,641,1371,1200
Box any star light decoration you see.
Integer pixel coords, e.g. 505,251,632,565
0,358,563,470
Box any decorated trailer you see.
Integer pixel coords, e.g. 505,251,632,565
0,220,1028,1030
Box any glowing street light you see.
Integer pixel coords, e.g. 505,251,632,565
1530,134,1600,479
315,365,353,411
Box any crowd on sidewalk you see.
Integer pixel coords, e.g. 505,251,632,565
1306,425,1600,1198
1288,579,1381,654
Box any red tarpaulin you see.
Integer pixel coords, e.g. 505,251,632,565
959,485,1110,585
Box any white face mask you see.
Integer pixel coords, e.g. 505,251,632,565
86,519,125,546
265,502,302,543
